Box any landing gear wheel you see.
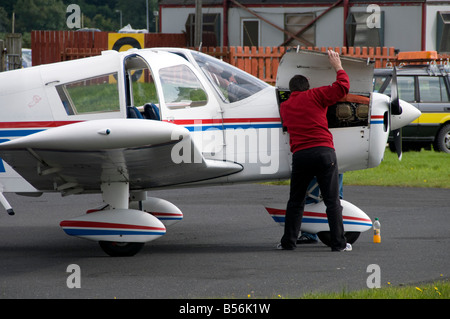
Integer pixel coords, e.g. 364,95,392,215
317,231,361,247
99,241,144,257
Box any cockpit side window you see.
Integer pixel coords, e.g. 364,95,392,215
57,73,120,115
191,51,269,103
159,64,208,109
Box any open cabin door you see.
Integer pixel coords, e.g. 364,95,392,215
122,53,162,121
138,51,226,161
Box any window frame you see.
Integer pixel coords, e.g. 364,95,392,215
284,13,316,46
241,19,260,47
185,13,221,47
56,72,120,116
345,10,384,47
437,11,450,53
158,64,209,109
417,75,450,103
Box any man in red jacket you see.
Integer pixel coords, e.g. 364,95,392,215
278,50,352,252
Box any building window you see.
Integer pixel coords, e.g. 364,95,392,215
437,11,450,53
284,13,315,46
185,13,221,47
346,11,384,47
242,19,259,47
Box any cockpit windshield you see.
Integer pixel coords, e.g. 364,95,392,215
191,51,269,103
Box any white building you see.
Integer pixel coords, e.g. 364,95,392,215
159,0,450,53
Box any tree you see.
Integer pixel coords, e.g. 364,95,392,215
0,7,11,33
117,0,146,30
14,0,66,33
117,0,160,31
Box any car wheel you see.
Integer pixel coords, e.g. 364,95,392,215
434,123,450,153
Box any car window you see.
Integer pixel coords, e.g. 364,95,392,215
397,76,415,102
373,76,388,93
382,76,415,102
418,76,449,102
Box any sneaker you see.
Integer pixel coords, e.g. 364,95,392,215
296,234,319,244
332,243,352,252
342,243,352,251
276,243,294,250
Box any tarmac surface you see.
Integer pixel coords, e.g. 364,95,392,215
0,184,448,299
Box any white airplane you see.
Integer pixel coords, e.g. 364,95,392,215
0,47,420,256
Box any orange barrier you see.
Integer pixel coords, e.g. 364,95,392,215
31,31,448,85
31,30,186,66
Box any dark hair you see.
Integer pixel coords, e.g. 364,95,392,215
289,75,310,92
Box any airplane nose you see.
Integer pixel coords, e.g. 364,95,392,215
390,100,421,131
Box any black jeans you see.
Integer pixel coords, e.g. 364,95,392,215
280,147,346,251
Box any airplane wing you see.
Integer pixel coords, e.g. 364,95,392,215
0,119,242,195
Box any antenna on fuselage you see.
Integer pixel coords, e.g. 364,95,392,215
0,192,14,215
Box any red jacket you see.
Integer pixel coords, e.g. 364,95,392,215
280,70,350,154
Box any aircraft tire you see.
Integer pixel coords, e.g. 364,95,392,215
99,241,145,257
317,231,360,247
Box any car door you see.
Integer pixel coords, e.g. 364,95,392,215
416,75,450,140
382,75,419,139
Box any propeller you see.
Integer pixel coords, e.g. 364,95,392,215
390,67,402,116
390,67,403,160
392,128,402,161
